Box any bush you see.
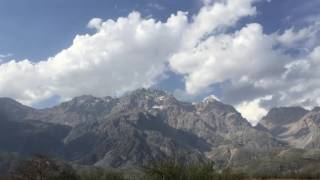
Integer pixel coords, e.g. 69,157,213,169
79,169,125,180
8,155,78,180
143,158,245,180
143,158,186,180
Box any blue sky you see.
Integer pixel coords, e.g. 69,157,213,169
0,0,320,123
0,0,200,61
0,0,316,61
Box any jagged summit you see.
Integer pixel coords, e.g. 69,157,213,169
0,97,31,109
0,97,21,103
257,106,309,142
67,94,117,102
264,106,308,119
197,96,237,116
0,97,34,122
259,106,308,130
202,95,220,103
125,88,169,97
258,106,320,149
1,88,320,172
312,106,320,112
121,88,172,102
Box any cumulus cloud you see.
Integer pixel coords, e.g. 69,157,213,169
0,0,320,125
236,96,272,126
87,18,103,30
0,12,188,105
0,0,256,106
277,22,320,50
182,0,256,49
170,23,290,95
169,9,320,124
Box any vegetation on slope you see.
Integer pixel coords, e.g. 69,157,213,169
4,155,320,180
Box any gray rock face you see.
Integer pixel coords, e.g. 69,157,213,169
2,88,319,171
0,98,70,156
276,110,320,149
259,107,309,136
0,97,34,122
41,89,284,167
64,111,208,168
258,107,320,149
0,115,70,157
28,95,119,127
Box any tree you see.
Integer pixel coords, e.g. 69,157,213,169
8,155,78,180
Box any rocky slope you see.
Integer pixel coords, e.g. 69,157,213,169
258,107,309,136
0,119,70,156
0,97,34,122
63,111,208,168
258,106,320,149
1,88,320,173
20,88,282,152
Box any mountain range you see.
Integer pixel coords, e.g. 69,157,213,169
1,88,320,175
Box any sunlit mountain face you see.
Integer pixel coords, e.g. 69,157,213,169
0,0,320,178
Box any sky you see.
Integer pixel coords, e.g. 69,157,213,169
0,0,320,124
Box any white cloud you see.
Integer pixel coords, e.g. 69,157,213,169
0,12,188,105
0,0,256,106
170,23,289,95
277,22,320,49
87,18,103,30
236,96,272,125
182,0,256,49
168,1,320,123
0,0,320,124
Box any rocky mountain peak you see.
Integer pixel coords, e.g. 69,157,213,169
58,95,117,110
273,109,320,149
202,95,220,103
64,95,106,104
256,106,320,149
260,107,308,127
312,106,320,112
128,88,168,97
0,97,20,104
0,97,33,121
121,88,174,103
196,96,237,115
73,95,99,102
0,97,30,109
0,89,301,172
116,88,178,111
258,106,309,137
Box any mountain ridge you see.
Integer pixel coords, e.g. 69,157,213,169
1,88,320,174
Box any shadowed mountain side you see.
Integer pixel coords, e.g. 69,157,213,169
259,107,309,136
258,107,320,149
1,88,319,173
0,98,35,122
63,111,210,168
0,118,70,156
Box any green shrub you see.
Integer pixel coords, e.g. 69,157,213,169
143,158,186,180
8,155,78,180
142,158,245,180
79,169,125,180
